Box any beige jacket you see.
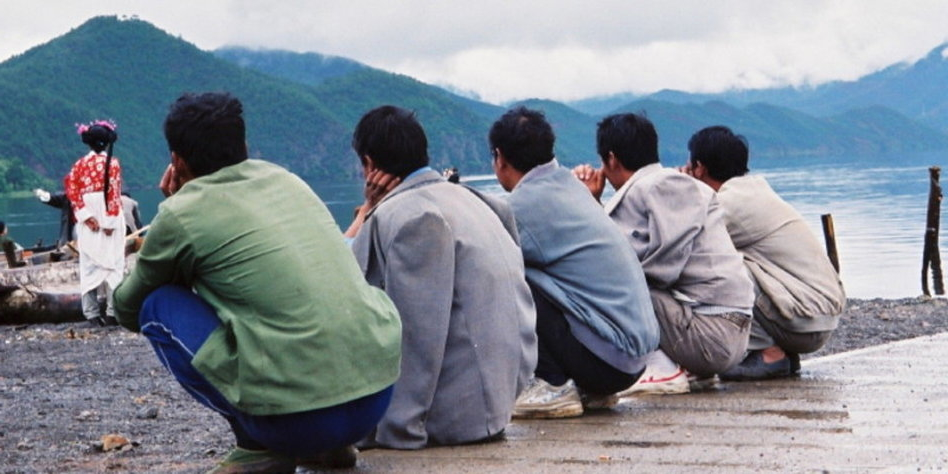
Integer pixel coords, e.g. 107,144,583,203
718,175,845,331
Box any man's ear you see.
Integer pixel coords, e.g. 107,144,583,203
362,155,377,173
602,151,619,171
692,160,707,179
493,149,508,170
171,152,195,182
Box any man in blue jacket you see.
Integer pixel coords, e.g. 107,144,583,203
490,106,660,418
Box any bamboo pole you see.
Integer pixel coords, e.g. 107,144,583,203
821,214,840,274
922,166,943,296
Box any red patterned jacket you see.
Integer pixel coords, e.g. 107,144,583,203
65,151,123,224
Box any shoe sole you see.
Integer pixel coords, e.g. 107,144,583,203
618,373,691,396
582,400,618,410
719,371,795,382
688,376,720,391
512,403,584,419
619,382,690,397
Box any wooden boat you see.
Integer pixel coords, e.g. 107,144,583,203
1,228,146,324
0,258,85,324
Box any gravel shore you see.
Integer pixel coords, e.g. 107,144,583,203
1,296,946,473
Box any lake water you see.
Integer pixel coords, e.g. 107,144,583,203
2,151,945,299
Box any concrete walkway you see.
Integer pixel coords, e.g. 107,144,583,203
357,333,948,472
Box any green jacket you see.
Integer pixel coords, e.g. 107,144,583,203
114,159,401,415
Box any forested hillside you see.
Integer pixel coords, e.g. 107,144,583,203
1,15,946,194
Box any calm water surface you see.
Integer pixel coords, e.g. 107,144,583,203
2,151,945,298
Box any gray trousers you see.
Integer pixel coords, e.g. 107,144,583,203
749,293,833,353
81,283,115,320
649,289,751,377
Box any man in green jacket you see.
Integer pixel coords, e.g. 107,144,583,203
113,92,402,473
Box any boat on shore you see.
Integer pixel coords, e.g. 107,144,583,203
1,228,146,324
0,258,84,324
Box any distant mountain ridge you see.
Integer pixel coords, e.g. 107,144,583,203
0,16,946,193
575,43,948,134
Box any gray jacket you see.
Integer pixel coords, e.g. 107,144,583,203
605,163,754,311
352,169,537,449
507,161,659,371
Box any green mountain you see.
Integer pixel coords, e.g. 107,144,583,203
591,43,948,135
213,47,369,87
610,99,948,163
0,16,353,190
218,47,506,173
1,16,946,194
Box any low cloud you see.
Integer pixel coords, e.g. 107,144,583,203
2,0,946,103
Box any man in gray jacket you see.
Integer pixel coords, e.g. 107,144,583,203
490,107,659,418
683,126,846,380
574,113,755,394
346,105,537,449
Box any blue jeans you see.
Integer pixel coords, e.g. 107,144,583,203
139,285,392,457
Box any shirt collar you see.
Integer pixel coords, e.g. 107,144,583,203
603,162,662,214
513,159,559,192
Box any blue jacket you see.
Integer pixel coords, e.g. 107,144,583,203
507,161,659,372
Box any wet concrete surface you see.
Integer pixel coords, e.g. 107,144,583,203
357,333,948,472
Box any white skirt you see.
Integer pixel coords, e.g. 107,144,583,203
77,192,126,294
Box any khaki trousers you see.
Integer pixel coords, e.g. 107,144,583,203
649,289,751,377
749,293,833,353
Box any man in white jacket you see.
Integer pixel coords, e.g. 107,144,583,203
683,126,846,380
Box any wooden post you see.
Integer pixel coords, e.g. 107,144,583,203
922,166,943,296
821,214,840,274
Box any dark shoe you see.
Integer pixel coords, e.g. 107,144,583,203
102,316,119,326
84,317,106,328
719,350,792,381
788,352,801,373
206,447,295,473
298,445,358,470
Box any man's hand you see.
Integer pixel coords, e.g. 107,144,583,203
159,164,183,197
363,169,400,209
84,217,100,232
572,164,606,202
344,169,401,239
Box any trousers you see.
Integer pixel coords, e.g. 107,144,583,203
531,285,642,395
138,285,392,457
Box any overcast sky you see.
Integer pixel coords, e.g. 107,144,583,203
3,1,947,104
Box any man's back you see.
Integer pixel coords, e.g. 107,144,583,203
115,159,402,415
506,162,658,366
607,163,754,309
353,169,536,449
717,174,845,320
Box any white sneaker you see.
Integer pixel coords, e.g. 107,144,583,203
513,378,584,419
618,365,690,397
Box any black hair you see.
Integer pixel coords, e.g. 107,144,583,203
163,92,248,177
351,105,429,179
596,113,659,171
0,221,5,234
81,124,118,153
488,106,555,173
687,126,749,181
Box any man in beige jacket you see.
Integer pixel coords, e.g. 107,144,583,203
683,126,846,380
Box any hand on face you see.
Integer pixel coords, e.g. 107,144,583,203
363,169,400,208
571,164,606,201
159,164,183,197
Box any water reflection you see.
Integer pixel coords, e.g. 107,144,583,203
2,152,945,299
